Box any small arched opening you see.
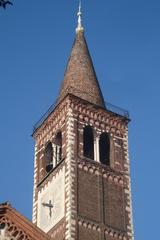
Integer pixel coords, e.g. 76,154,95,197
44,142,53,173
53,131,62,165
99,133,110,165
83,126,94,160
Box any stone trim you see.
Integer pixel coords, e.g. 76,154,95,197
65,105,76,240
32,144,38,224
32,101,67,225
78,219,101,232
70,96,127,135
78,159,124,186
78,218,128,240
105,228,128,240
123,128,134,240
32,93,133,239
33,100,68,142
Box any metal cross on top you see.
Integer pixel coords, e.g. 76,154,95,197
42,200,54,217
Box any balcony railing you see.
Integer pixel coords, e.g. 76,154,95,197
33,99,129,133
33,102,57,134
105,102,129,119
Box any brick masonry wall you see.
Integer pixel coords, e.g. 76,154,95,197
78,169,101,222
69,95,134,240
103,180,126,230
32,94,134,240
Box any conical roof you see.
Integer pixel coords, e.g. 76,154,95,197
57,30,105,108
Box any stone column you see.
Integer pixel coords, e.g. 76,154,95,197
94,134,100,162
94,137,97,161
53,144,57,168
96,135,100,163
57,146,60,163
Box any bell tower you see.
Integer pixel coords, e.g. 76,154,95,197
32,4,134,240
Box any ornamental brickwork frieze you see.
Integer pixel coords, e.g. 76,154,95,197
69,95,127,137
77,158,125,187
78,218,128,240
34,98,69,142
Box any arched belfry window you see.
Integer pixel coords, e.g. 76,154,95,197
45,142,53,173
53,131,62,165
99,133,110,165
83,126,94,160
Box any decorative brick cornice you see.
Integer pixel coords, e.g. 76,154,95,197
78,218,101,232
105,228,128,240
69,95,127,136
33,98,69,142
78,217,128,240
78,158,125,186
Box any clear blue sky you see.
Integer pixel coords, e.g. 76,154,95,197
0,0,160,239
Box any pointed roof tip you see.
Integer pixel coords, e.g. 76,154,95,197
57,27,105,108
57,2,105,108
76,0,84,33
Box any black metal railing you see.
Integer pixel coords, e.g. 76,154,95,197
33,101,57,133
33,99,129,133
105,102,129,119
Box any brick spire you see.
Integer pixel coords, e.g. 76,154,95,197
57,4,105,108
